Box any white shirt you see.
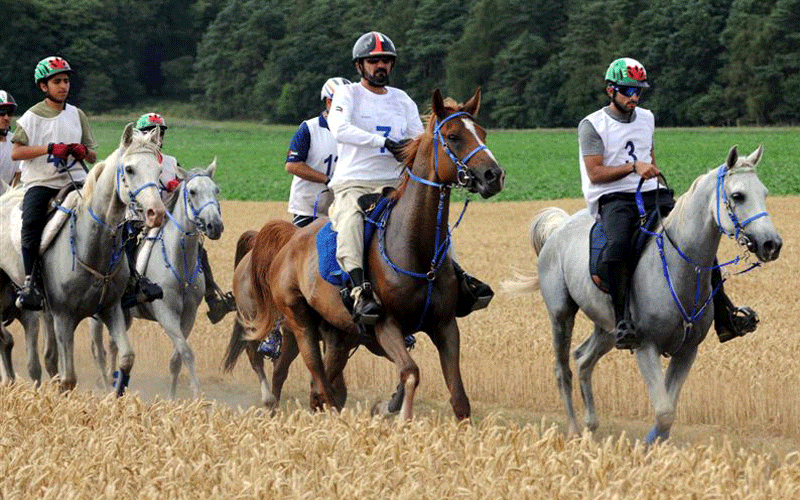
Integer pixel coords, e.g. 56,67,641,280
0,140,19,186
159,153,179,189
327,83,424,188
579,107,658,219
16,104,85,188
287,115,338,217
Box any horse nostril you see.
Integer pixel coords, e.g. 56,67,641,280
484,169,496,183
764,238,782,259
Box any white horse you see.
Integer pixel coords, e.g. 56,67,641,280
90,161,223,398
0,124,165,393
504,145,782,443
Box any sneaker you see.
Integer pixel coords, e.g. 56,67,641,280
206,291,236,324
257,327,282,359
15,276,44,311
716,306,759,343
614,318,640,350
121,275,163,309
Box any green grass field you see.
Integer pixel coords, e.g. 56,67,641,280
89,116,800,201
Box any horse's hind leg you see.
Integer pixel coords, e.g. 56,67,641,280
0,322,14,383
574,325,614,432
281,307,337,411
270,326,299,405
88,316,112,390
21,312,43,385
635,343,674,444
319,323,353,409
42,312,58,379
244,340,277,410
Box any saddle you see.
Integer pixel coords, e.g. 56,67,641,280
316,189,395,288
589,208,662,292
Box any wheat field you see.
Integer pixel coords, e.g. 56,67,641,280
2,197,799,498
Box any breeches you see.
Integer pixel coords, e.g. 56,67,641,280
21,186,59,251
329,180,395,273
598,189,675,265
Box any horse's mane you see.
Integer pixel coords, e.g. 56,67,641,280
389,97,462,201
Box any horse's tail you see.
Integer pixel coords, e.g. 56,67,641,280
530,207,569,256
235,230,258,266
222,230,260,373
250,220,298,343
501,207,569,295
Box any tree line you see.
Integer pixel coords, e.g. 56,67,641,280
2,0,798,128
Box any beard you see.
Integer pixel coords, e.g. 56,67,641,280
45,90,66,104
364,68,390,87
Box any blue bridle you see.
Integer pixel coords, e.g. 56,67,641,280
115,154,162,210
637,164,768,353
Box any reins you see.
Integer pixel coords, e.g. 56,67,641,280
636,164,768,353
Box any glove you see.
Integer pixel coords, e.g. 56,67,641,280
68,143,88,161
165,178,181,192
384,138,411,162
48,142,70,160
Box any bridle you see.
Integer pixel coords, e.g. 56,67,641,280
715,164,768,251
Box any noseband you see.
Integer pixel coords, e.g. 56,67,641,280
115,150,161,210
181,174,221,231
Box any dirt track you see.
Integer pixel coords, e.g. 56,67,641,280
8,197,800,455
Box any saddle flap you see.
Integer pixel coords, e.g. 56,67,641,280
9,190,81,256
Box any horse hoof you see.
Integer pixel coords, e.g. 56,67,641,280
645,426,670,445
370,400,397,418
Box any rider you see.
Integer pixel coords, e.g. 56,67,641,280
259,77,351,357
11,57,98,310
0,91,21,193
126,113,235,324
578,57,758,350
328,31,493,324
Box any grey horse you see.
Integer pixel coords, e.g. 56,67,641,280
90,160,223,398
0,124,166,393
504,145,782,443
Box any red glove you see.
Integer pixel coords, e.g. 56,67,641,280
165,178,181,192
68,143,88,161
48,142,70,160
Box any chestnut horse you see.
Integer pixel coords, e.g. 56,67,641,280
226,89,504,420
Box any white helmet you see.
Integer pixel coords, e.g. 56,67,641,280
320,77,351,101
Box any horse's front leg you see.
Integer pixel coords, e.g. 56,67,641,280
41,310,58,379
0,322,14,383
21,311,42,385
373,317,420,422
664,344,698,416
98,305,135,396
153,300,200,399
635,342,673,444
428,317,470,421
51,314,79,391
88,316,112,390
574,324,615,432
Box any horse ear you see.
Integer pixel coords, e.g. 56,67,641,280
432,89,447,120
463,87,481,117
746,144,764,168
145,127,160,145
121,123,135,148
207,157,217,178
726,145,739,171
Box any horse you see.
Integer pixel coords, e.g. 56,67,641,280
89,160,223,398
224,88,504,420
0,124,166,393
503,145,782,443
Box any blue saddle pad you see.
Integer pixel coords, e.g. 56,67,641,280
316,197,394,287
590,209,661,292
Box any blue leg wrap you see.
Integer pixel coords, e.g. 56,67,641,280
645,425,670,445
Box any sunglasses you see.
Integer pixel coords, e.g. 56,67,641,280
0,110,11,117
615,85,643,97
364,56,394,65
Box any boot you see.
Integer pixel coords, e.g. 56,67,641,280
452,261,494,317
257,321,282,359
16,275,44,311
348,268,381,325
712,267,758,342
121,271,163,309
206,290,236,324
608,262,639,350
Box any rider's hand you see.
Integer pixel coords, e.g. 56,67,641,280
68,143,88,161
165,178,181,192
384,138,411,162
48,142,70,160
633,161,660,180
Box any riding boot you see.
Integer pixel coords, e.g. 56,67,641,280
16,249,44,311
347,268,381,325
712,265,759,342
608,261,638,350
121,222,163,309
201,247,236,324
257,321,283,359
452,260,494,317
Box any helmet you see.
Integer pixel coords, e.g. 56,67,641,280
320,77,351,101
34,56,73,84
135,113,168,131
352,31,397,61
605,58,649,88
0,90,16,113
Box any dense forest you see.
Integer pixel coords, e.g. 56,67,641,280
2,0,798,127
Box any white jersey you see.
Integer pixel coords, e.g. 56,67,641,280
327,82,424,188
0,140,19,186
159,153,179,189
579,106,658,219
16,104,86,189
287,115,338,217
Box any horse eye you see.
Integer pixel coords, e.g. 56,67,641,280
125,166,134,174
731,192,745,203
214,187,220,195
189,189,197,196
447,134,459,142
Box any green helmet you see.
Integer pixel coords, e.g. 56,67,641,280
34,56,73,83
135,113,168,131
605,58,649,88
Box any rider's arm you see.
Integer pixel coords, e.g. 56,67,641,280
77,109,97,163
10,126,47,160
327,87,386,148
580,119,659,183
286,161,328,184
284,122,327,183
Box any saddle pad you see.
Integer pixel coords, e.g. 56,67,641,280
589,209,660,292
9,190,80,256
316,196,394,287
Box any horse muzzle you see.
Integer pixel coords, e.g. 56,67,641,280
750,234,782,262
202,218,224,240
468,165,505,199
144,205,166,228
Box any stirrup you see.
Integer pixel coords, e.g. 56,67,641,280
351,283,381,325
15,280,44,311
257,325,282,360
455,274,494,317
717,306,759,343
206,291,234,324
614,318,640,350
